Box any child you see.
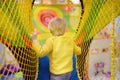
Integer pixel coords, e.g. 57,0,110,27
31,17,81,80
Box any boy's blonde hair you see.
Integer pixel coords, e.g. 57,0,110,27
48,17,66,36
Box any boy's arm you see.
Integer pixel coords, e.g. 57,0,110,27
74,43,81,55
32,38,53,57
32,41,42,57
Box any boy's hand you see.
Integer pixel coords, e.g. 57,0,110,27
30,32,37,42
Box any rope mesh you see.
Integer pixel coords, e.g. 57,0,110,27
0,0,38,80
75,0,120,80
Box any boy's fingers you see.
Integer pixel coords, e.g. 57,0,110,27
30,32,37,37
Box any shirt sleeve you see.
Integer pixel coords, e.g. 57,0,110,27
32,38,53,57
74,42,81,55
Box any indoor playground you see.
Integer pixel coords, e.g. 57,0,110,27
0,0,120,80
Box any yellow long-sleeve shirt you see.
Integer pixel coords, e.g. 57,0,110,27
32,35,81,74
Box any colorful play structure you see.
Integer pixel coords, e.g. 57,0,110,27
0,0,120,80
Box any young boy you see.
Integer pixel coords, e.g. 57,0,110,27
31,17,81,80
